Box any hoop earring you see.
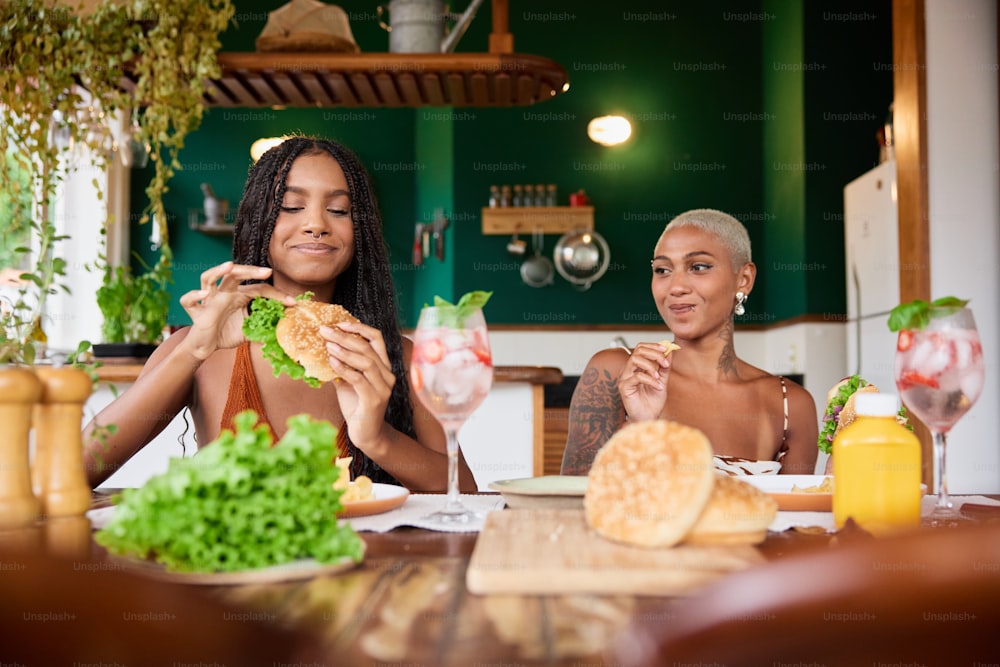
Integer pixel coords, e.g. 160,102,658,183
735,291,746,316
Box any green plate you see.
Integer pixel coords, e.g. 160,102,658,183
489,475,589,510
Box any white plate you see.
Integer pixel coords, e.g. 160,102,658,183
109,553,362,586
741,475,834,511
340,483,410,518
489,475,589,510
742,475,926,512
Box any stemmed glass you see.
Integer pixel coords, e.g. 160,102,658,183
410,306,493,524
894,307,985,524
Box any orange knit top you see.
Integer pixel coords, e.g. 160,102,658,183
221,342,350,458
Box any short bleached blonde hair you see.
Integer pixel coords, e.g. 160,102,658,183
662,208,752,272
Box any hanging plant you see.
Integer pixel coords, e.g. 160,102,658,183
0,0,234,362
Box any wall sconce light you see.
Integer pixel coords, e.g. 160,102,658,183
250,136,289,162
587,115,631,146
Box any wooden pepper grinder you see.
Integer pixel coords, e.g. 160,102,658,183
0,366,43,530
34,366,93,517
44,515,93,561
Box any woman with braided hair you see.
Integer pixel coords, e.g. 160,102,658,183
83,136,474,492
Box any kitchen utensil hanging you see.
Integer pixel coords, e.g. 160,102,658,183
506,231,527,257
553,228,610,290
520,228,554,288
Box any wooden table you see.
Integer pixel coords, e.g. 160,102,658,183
77,492,834,666
2,494,997,666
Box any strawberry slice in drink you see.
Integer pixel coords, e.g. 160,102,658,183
897,330,914,351
416,338,445,364
898,370,940,390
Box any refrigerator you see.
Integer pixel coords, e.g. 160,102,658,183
843,160,900,392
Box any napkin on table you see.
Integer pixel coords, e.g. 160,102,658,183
345,494,506,533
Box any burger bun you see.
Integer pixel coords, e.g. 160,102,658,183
584,420,715,549
275,300,361,383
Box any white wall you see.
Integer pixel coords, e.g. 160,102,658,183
925,0,1000,493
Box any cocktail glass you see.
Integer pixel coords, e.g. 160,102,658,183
894,307,984,524
410,306,493,523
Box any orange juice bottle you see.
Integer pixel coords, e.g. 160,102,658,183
832,393,922,535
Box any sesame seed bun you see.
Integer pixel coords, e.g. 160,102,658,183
275,300,360,383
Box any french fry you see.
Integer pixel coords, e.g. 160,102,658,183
791,476,834,494
334,457,375,502
657,339,682,356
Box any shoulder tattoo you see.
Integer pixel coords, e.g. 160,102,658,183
561,366,625,475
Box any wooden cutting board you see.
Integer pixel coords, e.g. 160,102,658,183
466,509,765,596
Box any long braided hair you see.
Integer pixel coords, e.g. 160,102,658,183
232,136,414,484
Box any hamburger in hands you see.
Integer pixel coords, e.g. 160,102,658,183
244,293,361,387
819,375,909,454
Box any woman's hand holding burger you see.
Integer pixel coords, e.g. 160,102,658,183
618,340,681,422
320,320,397,449
178,262,295,360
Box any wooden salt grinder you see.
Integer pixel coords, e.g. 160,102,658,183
0,366,43,530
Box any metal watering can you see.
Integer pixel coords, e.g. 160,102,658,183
377,0,485,53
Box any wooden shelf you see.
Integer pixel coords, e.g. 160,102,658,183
191,224,234,236
188,210,234,235
481,206,593,235
104,2,568,109
115,52,569,109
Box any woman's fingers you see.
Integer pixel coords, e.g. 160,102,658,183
323,336,394,388
238,282,296,306
178,289,210,310
199,262,272,292
335,321,391,365
626,350,668,378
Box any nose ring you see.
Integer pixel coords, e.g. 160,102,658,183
310,231,326,240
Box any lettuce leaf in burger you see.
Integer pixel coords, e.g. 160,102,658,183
243,293,360,388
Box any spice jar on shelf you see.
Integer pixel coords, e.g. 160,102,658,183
534,184,546,206
499,185,512,207
523,184,535,207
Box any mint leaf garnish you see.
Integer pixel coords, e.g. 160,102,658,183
888,296,969,332
427,290,492,328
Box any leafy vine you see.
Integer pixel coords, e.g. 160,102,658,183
0,0,234,361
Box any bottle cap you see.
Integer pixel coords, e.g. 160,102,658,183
854,392,899,417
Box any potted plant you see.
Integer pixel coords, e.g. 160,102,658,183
0,0,234,364
94,253,172,358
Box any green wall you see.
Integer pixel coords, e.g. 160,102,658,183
130,0,892,329
410,111,455,321
761,0,808,322
802,1,894,319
